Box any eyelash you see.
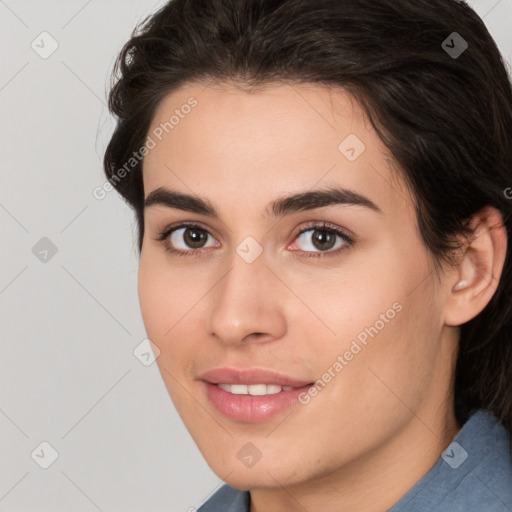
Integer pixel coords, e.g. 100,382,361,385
154,221,355,259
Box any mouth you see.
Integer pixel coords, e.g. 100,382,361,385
198,367,315,422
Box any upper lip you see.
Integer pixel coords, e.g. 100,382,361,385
198,367,314,388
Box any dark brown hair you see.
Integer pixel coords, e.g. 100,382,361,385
103,0,512,447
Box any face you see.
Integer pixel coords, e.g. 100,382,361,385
138,81,457,490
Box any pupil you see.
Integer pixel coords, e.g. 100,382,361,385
313,230,335,250
184,228,206,248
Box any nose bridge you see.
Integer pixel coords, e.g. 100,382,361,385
206,243,285,345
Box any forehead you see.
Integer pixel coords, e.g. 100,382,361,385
145,81,369,160
142,81,412,218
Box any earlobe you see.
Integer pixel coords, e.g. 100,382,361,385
444,206,507,327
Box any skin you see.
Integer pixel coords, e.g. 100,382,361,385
137,81,507,512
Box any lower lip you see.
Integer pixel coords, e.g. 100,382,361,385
202,381,313,422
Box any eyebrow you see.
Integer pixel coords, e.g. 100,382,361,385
144,185,382,218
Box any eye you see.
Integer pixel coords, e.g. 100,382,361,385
289,221,354,258
155,222,218,258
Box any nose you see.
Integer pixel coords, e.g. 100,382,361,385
206,247,287,347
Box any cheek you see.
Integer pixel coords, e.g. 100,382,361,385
137,253,200,338
333,286,442,419
292,296,442,465
295,245,441,412
137,254,205,385
137,259,168,338
281,259,404,349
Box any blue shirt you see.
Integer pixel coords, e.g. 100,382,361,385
197,409,512,511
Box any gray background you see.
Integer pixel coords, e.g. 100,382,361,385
1,1,511,510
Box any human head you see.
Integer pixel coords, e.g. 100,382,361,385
103,0,512,491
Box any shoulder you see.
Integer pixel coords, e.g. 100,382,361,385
197,484,250,512
447,409,512,510
391,409,512,511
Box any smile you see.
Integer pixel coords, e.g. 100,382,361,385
217,383,295,395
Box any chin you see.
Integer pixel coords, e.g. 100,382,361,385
222,471,287,491
208,457,306,491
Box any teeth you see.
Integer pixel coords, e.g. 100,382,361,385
217,383,295,395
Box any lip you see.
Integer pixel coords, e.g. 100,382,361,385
198,367,315,422
198,367,314,388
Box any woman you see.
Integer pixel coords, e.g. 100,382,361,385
103,0,512,510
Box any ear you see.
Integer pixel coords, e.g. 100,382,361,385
444,206,508,327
